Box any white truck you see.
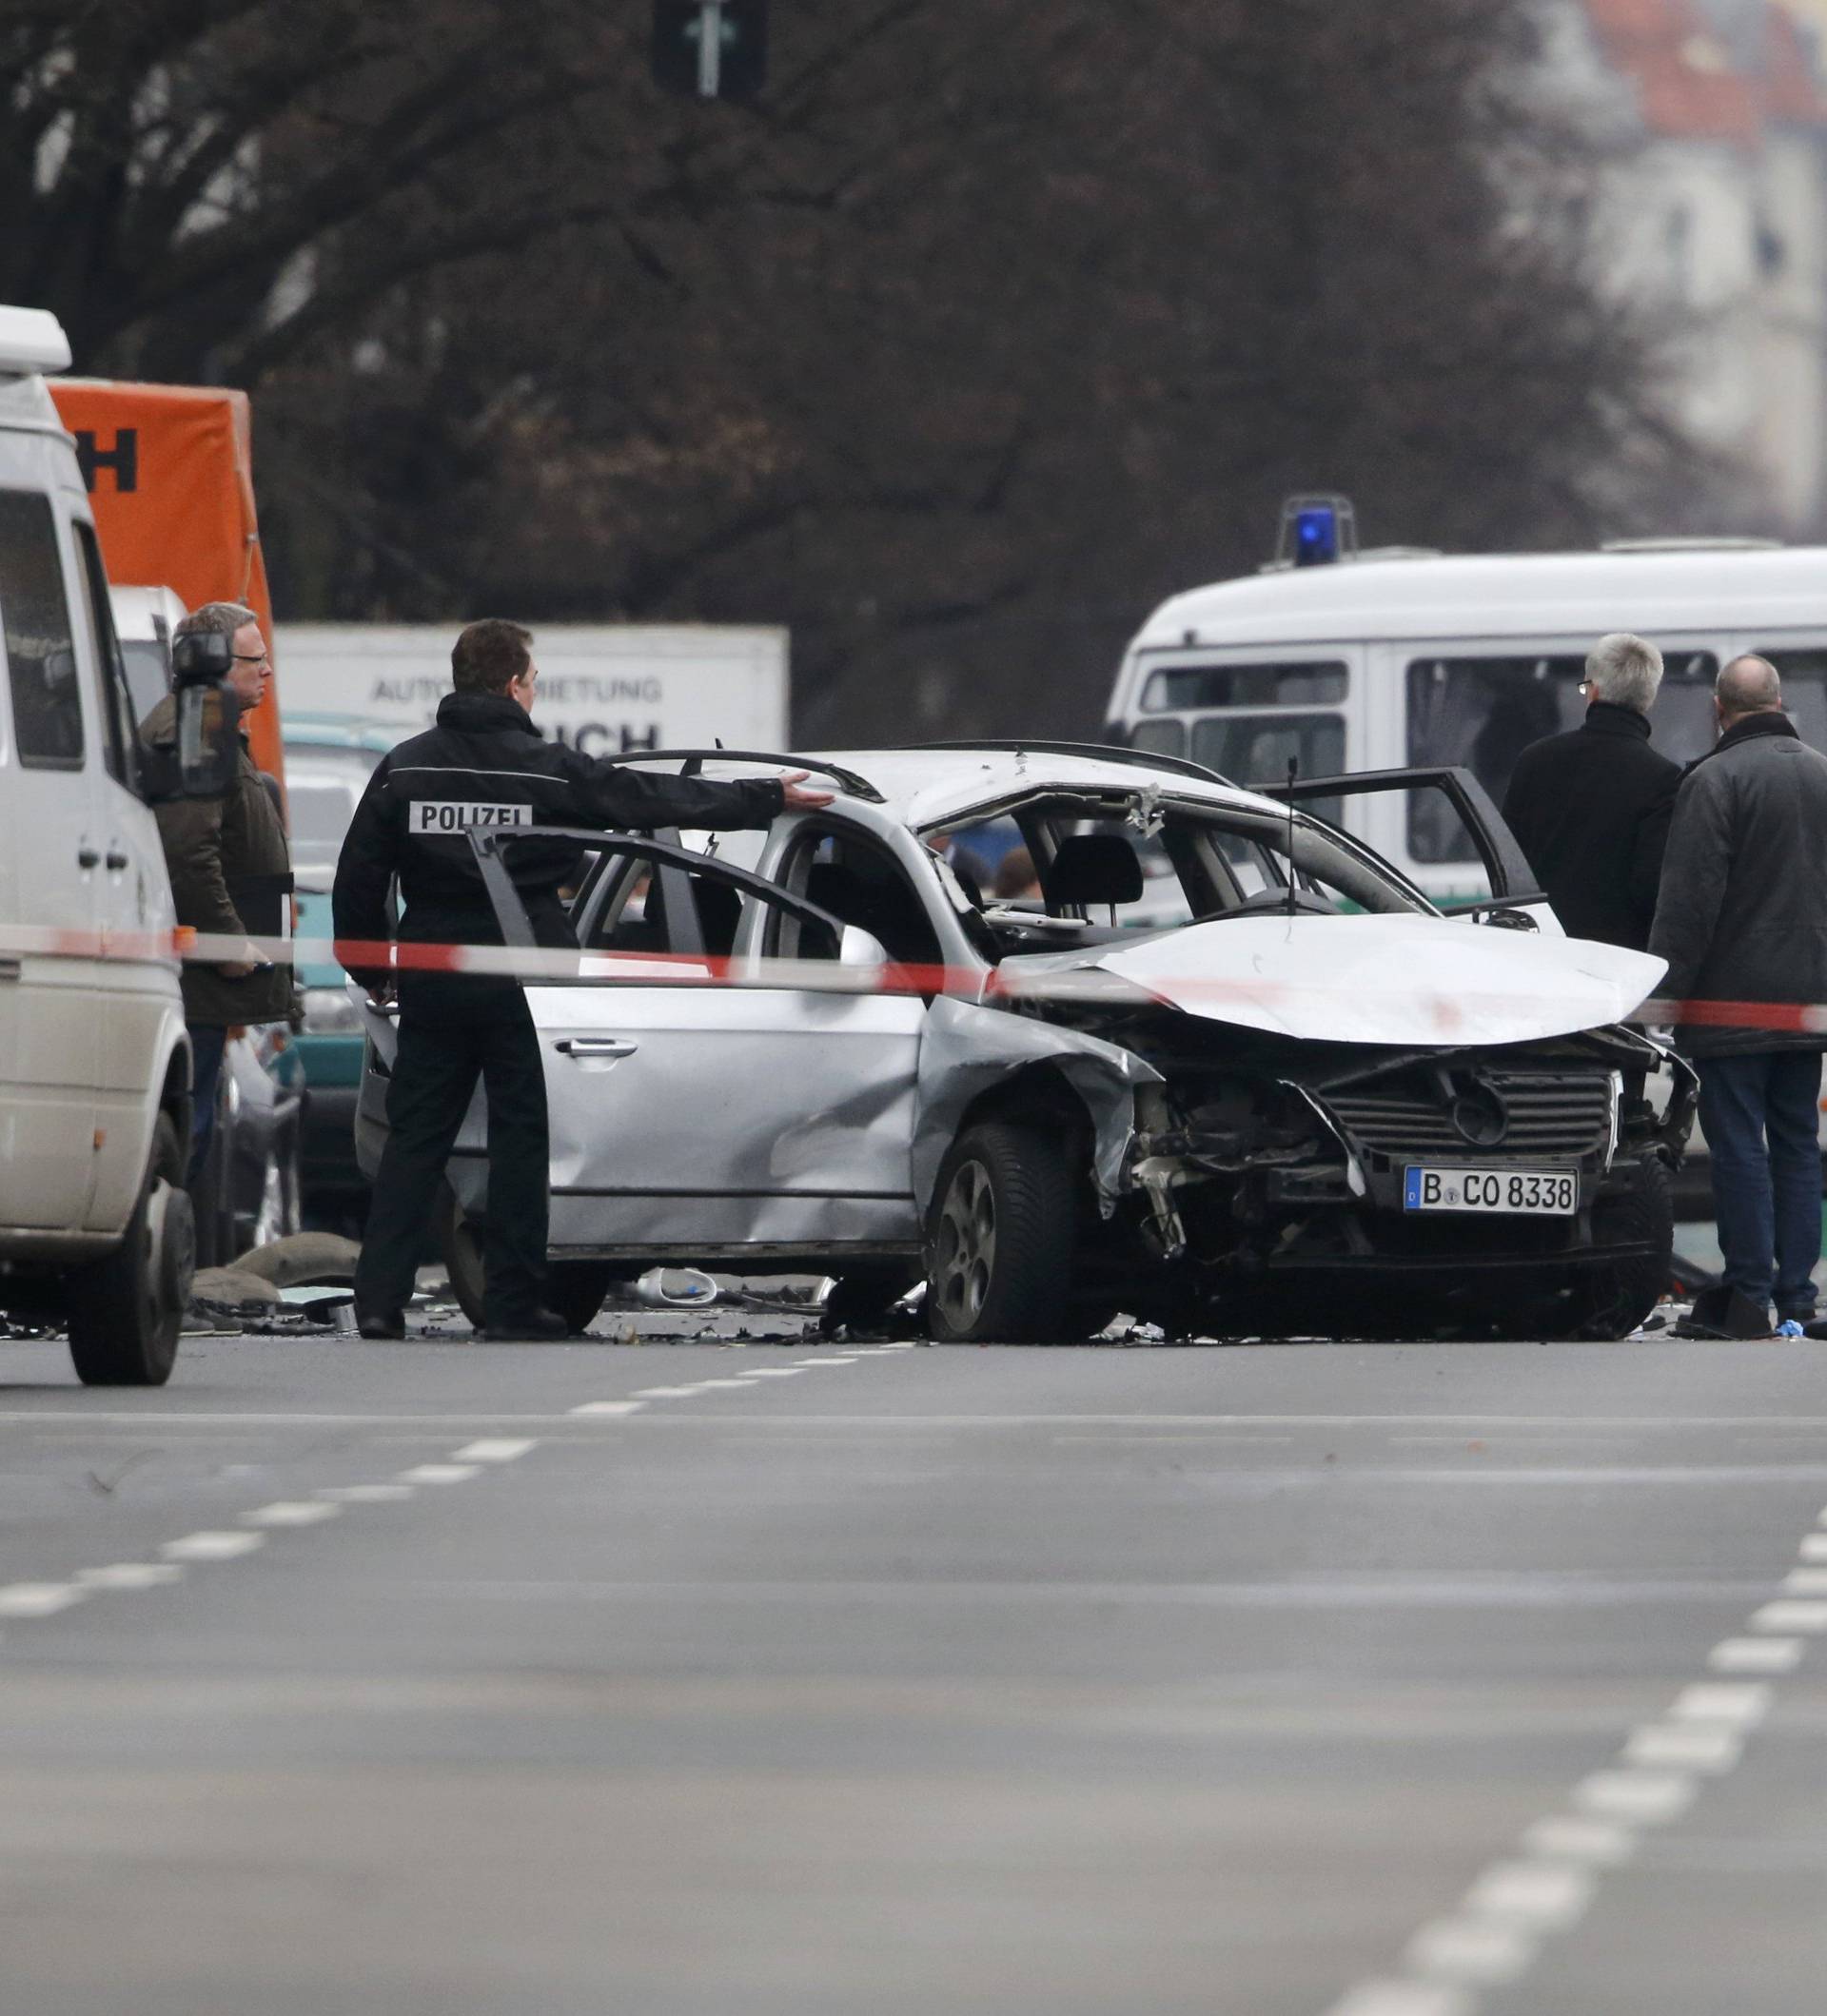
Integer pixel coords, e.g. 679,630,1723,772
0,307,239,1382
275,622,790,754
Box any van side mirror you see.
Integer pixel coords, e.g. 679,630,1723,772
141,631,239,801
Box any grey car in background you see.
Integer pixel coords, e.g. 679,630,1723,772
354,746,1694,1341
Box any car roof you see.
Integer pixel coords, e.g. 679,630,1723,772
1130,543,1827,652
612,746,1288,831
283,713,400,756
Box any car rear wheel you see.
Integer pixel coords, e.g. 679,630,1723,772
67,1115,192,1386
925,1122,1076,1341
436,1185,617,1336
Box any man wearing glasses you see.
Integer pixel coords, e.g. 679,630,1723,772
142,600,294,1185
1501,632,1682,952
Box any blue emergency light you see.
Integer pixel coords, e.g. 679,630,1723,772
1276,493,1357,569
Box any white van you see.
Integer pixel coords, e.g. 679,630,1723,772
0,309,197,1382
1107,541,1827,902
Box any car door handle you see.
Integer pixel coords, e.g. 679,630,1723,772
554,1037,638,1059
77,846,100,870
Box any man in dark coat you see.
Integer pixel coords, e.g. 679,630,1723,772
334,618,832,1341
1501,632,1681,951
141,601,292,1184
1650,656,1827,1330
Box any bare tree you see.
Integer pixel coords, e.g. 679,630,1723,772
2,0,1709,741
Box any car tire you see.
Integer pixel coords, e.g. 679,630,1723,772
67,1115,192,1387
925,1122,1076,1342
435,1182,488,1331
1568,1154,1675,1341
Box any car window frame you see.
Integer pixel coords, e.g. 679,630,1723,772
473,825,853,977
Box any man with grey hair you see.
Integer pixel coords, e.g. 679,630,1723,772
1501,632,1681,950
141,600,293,1185
1651,656,1827,1334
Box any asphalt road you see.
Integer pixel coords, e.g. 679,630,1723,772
0,1330,1823,2016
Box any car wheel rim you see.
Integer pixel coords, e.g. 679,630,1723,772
935,1158,996,1326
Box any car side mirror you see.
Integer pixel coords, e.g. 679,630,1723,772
838,925,889,969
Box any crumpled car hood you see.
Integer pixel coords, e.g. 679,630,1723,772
995,914,1665,1047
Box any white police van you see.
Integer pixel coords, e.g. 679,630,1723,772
1107,507,1827,904
0,307,234,1382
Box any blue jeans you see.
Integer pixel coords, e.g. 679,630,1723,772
187,1024,228,1187
1697,1050,1824,1320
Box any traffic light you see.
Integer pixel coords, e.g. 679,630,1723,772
652,0,769,101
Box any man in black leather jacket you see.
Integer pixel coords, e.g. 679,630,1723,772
334,618,831,1340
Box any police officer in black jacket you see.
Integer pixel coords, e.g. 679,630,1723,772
1500,632,1681,952
334,619,832,1341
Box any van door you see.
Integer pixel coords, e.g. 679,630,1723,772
68,516,180,1231
0,484,100,1226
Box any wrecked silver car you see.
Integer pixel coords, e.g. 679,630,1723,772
352,745,1693,1341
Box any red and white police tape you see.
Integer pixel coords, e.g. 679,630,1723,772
3,921,1825,1037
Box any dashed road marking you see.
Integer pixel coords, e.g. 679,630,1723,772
1710,1634,1803,1673
1328,1986,1471,2016
629,1387,702,1399
1749,1597,1827,1632
161,1531,265,1562
1784,1567,1827,1594
397,1463,481,1485
318,1482,416,1502
1621,1722,1742,1772
243,1500,343,1527
1405,1918,1535,1986
72,1563,184,1591
453,1439,537,1462
568,1400,647,1417
1796,1533,1827,1559
1518,1817,1634,1865
0,1583,86,1617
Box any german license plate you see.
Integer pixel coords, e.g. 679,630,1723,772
1403,1166,1577,1216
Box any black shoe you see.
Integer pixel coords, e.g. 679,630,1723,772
481,1306,570,1341
355,1306,405,1341
1676,1284,1772,1340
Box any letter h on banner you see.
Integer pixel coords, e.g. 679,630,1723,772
75,428,139,494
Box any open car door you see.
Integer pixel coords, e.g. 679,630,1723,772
1259,765,1553,926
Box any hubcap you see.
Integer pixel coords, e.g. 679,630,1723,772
934,1158,996,1328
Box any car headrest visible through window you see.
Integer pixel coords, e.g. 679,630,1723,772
1044,833,1144,908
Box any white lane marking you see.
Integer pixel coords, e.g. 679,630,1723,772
162,1531,265,1562
683,1379,759,1391
1325,1984,1472,2016
1572,1770,1697,1823
1797,1533,1827,1559
318,1483,416,1502
1710,1634,1803,1673
1749,1598,1827,1633
791,1358,859,1367
1671,1682,1770,1726
73,1563,184,1591
1621,1723,1742,1772
1784,1567,1827,1594
453,1439,536,1462
629,1387,702,1399
568,1400,647,1417
1462,1862,1593,1930
243,1501,343,1527
1519,1817,1635,1865
0,1583,86,1617
737,1367,808,1378
397,1463,480,1485
1405,1918,1536,1985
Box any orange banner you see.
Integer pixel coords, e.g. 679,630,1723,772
49,378,285,788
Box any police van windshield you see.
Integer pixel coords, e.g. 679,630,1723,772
1404,649,1720,864
1130,658,1346,827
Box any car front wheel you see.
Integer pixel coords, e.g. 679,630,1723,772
925,1122,1076,1342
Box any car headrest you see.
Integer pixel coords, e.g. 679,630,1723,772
1045,833,1143,908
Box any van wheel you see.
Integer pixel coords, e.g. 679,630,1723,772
67,1116,192,1387
435,1183,488,1330
925,1122,1075,1341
